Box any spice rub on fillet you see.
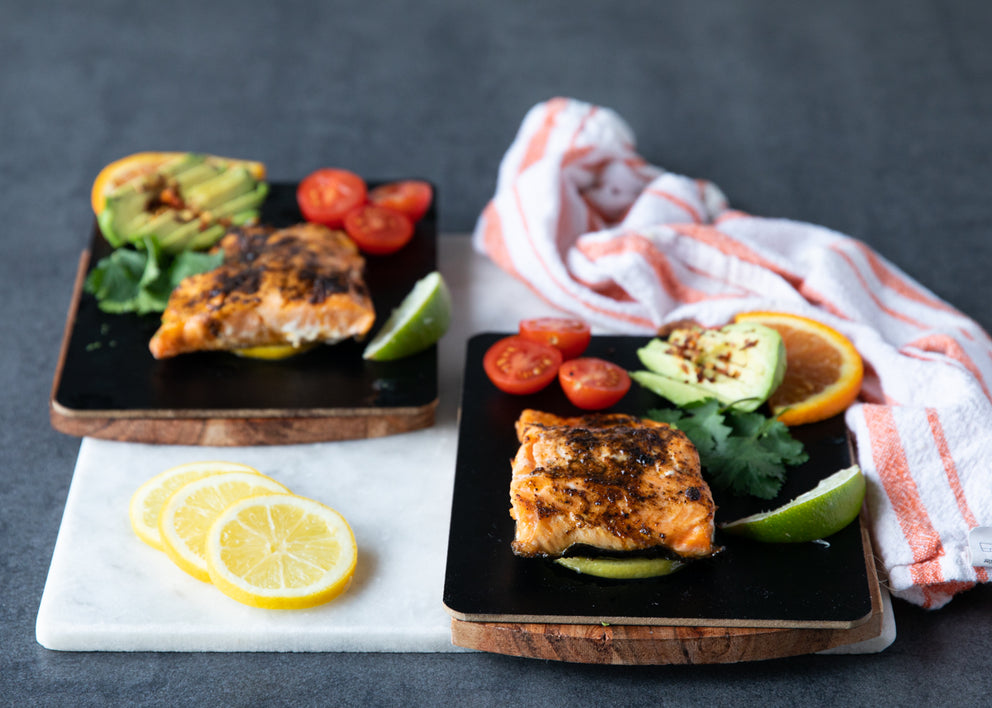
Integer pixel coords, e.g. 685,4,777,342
149,223,375,359
510,410,719,560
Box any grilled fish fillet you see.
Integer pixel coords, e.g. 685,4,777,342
509,409,718,559
149,223,375,359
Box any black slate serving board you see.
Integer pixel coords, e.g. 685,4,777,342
50,181,439,445
443,333,875,628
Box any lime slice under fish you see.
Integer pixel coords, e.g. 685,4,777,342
554,556,685,579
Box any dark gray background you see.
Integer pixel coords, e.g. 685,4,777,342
4,1,990,705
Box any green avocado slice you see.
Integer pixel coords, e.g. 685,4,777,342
184,166,255,211
632,322,786,411
95,153,267,253
209,182,269,219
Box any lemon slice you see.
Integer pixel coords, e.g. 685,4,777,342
555,556,685,579
720,465,866,543
159,471,291,582
205,494,357,609
232,343,318,360
362,270,452,361
129,461,261,551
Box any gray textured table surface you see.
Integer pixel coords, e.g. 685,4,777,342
4,1,990,705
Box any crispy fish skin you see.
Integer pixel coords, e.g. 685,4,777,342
510,409,718,560
148,223,375,359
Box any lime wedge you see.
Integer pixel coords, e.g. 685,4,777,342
720,465,866,543
554,556,685,579
363,271,452,361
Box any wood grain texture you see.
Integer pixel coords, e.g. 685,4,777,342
49,403,437,446
450,608,885,664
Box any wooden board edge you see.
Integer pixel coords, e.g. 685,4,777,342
448,512,884,664
449,605,885,665
49,401,437,445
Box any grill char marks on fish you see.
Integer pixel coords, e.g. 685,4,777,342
148,223,375,359
510,410,719,560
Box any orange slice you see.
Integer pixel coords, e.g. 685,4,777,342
90,152,266,215
733,311,863,426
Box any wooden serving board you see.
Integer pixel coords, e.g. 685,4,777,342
50,182,438,446
443,333,885,664
449,520,885,664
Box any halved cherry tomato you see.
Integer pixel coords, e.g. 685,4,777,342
558,357,631,410
368,180,433,222
483,336,563,395
518,317,592,360
297,168,368,227
343,204,415,255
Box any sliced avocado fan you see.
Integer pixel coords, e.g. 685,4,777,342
97,153,268,254
631,322,786,412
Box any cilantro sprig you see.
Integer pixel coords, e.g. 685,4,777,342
648,398,808,499
84,236,223,315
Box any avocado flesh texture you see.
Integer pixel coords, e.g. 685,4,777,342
97,154,266,252
98,154,207,246
630,370,726,409
174,184,268,252
98,185,148,248
131,210,185,240
184,167,255,211
173,162,221,190
184,224,226,251
157,218,210,254
632,323,786,412
209,182,268,218
158,152,206,178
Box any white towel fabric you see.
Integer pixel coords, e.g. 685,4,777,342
472,97,992,609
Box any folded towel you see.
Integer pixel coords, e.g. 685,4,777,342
473,97,992,609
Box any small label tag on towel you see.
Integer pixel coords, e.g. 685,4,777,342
968,527,992,567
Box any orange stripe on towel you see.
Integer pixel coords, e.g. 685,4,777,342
512,186,655,330
832,247,934,331
844,240,962,317
577,232,710,303
669,223,803,287
903,334,991,402
517,97,569,175
479,202,518,279
927,409,989,583
646,188,702,223
863,405,946,605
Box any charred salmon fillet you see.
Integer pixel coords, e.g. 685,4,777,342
149,223,375,359
509,409,718,560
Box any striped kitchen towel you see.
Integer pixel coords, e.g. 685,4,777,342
473,97,992,609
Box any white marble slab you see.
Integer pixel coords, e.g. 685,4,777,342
36,236,894,653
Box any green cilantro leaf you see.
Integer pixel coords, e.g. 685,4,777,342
649,398,730,462
648,398,808,499
84,237,223,315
